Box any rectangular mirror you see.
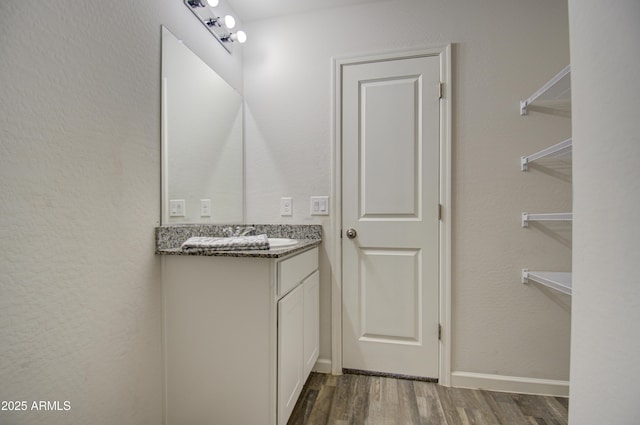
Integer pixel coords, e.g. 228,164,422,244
161,26,244,224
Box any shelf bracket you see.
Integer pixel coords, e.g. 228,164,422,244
522,212,573,227
521,269,572,296
521,138,572,171
520,65,571,116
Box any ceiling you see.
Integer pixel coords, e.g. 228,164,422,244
226,0,385,22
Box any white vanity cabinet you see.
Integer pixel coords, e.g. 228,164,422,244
276,246,320,425
162,246,319,425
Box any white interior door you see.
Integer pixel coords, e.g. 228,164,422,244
341,54,441,379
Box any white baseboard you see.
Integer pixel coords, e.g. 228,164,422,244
312,357,332,374
450,371,569,397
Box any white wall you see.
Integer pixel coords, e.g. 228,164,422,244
243,0,573,390
568,0,640,423
0,1,242,424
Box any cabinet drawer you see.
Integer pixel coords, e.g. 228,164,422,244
278,248,318,298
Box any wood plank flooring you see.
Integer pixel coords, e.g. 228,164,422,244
287,372,568,425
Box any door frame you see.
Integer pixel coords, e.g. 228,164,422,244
331,45,452,385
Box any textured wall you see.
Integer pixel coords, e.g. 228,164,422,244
568,0,640,422
0,1,242,424
243,0,572,384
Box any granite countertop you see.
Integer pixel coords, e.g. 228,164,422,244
157,238,321,258
155,224,322,259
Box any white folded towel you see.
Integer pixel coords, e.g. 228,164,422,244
181,234,270,251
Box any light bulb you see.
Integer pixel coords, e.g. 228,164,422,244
235,30,247,43
224,15,236,29
206,0,219,6
222,31,247,44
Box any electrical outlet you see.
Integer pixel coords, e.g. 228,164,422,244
280,197,293,216
169,200,186,217
310,196,329,215
200,199,211,217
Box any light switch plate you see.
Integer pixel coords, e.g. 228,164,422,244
169,200,186,217
200,199,211,217
280,197,293,216
310,196,329,215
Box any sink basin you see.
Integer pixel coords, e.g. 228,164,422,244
268,238,298,248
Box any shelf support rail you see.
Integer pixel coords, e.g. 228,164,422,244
522,269,572,296
520,65,571,115
521,212,573,227
521,138,572,171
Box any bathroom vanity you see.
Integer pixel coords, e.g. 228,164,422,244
157,225,321,425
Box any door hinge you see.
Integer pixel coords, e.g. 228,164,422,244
438,82,443,99
438,204,442,221
438,324,442,340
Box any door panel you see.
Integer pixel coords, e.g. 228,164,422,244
278,284,303,425
359,248,421,343
303,271,320,379
342,55,440,378
361,77,420,218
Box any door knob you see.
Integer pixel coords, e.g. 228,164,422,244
345,228,357,239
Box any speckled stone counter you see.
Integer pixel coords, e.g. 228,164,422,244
155,224,322,258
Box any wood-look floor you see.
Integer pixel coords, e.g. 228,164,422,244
288,372,568,425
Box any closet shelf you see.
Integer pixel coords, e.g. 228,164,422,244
520,65,571,115
522,270,572,296
522,212,573,227
521,138,572,171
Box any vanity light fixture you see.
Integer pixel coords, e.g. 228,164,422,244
221,30,247,44
188,0,220,7
205,17,222,27
183,0,246,53
204,14,235,29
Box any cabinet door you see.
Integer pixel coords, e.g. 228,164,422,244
303,270,320,379
277,284,304,425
